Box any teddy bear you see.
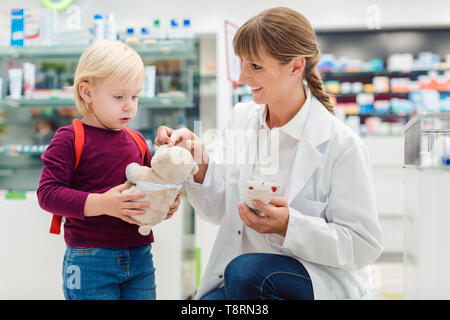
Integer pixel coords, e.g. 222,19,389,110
121,145,199,235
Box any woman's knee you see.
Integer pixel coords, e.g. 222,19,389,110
225,253,259,282
224,254,264,299
224,254,273,289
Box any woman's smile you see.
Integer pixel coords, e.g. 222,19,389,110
250,85,263,94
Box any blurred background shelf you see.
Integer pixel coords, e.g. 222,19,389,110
0,40,197,60
0,96,195,108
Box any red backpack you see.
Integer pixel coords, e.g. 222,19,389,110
49,118,148,235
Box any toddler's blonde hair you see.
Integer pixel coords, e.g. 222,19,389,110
73,40,145,115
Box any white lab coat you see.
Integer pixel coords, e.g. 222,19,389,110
185,96,384,299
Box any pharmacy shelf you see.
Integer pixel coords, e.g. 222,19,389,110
139,96,195,108
0,40,197,61
321,69,449,78
0,155,43,170
344,112,410,117
0,162,43,170
331,91,450,97
0,96,194,109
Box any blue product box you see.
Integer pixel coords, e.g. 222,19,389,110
359,104,374,114
10,8,24,47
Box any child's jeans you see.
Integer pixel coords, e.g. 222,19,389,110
62,244,156,300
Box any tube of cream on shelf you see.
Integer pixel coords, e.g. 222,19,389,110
144,65,156,97
8,68,23,99
23,62,35,99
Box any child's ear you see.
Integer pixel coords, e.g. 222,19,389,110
79,81,92,103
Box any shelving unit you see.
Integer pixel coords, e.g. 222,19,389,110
316,28,450,138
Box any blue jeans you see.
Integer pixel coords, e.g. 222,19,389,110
201,253,314,300
62,245,156,300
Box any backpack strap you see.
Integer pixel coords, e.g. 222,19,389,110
124,127,147,164
49,120,147,235
72,118,85,170
49,119,85,235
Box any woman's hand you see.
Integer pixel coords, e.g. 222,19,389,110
164,189,184,220
154,125,210,184
154,126,174,147
237,197,290,237
155,126,205,159
84,183,148,225
155,126,197,148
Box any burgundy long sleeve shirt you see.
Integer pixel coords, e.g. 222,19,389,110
37,123,154,248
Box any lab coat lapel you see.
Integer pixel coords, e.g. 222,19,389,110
238,110,260,201
285,97,332,205
285,138,322,204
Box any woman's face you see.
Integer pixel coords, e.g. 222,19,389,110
238,47,295,106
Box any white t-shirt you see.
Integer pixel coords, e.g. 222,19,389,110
241,83,312,254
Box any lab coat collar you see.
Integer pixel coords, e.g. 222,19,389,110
258,81,312,141
302,95,333,147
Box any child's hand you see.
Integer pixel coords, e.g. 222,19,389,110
165,189,184,220
85,183,149,225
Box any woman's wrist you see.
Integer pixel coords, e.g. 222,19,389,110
193,161,209,184
192,143,209,184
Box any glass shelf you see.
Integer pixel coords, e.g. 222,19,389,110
345,112,411,118
0,40,197,61
329,91,450,97
321,69,449,78
0,96,194,109
0,154,43,170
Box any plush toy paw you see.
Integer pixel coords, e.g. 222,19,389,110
125,162,141,184
138,224,152,236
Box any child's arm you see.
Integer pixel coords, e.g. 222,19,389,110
37,127,89,220
84,183,148,225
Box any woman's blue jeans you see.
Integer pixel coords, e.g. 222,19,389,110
201,253,314,300
62,245,156,300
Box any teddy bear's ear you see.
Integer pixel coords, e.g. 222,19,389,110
126,162,141,182
191,163,199,175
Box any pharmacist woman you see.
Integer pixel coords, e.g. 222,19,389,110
155,7,383,300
